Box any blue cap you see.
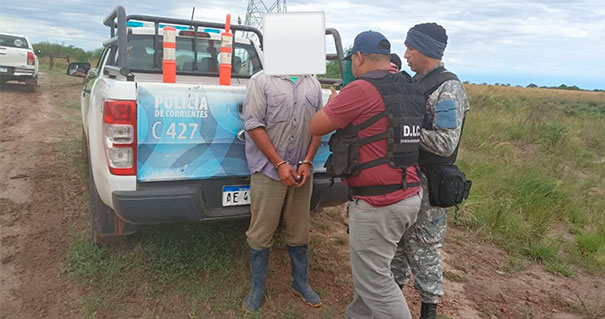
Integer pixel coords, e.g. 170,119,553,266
343,30,391,60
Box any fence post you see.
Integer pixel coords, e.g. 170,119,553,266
49,55,54,70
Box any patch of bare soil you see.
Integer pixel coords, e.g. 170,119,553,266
0,74,88,318
437,226,604,319
311,208,604,319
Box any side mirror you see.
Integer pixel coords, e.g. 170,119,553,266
35,49,42,55
67,62,91,78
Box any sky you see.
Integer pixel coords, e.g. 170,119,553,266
1,0,604,90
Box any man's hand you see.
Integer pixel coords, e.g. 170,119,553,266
296,163,312,188
327,87,339,104
277,163,299,187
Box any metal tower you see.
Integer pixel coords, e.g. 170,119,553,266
243,0,287,42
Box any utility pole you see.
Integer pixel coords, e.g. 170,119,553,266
244,0,287,43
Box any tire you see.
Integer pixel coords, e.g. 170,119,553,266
25,77,37,92
87,155,136,244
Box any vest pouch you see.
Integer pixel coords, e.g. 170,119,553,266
326,132,360,177
425,164,472,207
325,153,336,176
335,135,360,176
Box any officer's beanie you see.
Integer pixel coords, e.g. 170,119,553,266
405,22,448,59
411,23,448,46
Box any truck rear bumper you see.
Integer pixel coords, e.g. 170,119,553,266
0,66,36,80
112,173,348,225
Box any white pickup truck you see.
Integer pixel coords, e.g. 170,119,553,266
0,33,39,91
70,6,348,243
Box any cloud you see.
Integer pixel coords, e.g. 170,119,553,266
1,0,603,88
0,16,101,49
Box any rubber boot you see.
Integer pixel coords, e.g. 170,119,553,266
242,247,269,312
420,302,437,319
287,244,322,307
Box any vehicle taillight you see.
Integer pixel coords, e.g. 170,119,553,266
27,51,35,66
102,100,137,175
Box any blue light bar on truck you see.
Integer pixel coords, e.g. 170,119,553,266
160,24,188,30
126,21,144,27
126,21,189,30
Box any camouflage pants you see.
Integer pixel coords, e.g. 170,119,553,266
390,173,447,304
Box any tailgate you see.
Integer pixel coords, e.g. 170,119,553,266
136,82,333,182
0,46,28,68
0,35,35,77
137,82,249,182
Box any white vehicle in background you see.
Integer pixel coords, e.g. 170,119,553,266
0,33,39,91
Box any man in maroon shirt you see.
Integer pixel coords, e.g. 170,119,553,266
310,31,423,319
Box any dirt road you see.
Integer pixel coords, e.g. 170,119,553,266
1,75,88,318
0,74,603,318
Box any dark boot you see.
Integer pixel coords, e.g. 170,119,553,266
242,247,269,312
420,302,437,319
287,245,322,307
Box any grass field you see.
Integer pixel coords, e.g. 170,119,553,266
56,77,605,317
457,84,605,275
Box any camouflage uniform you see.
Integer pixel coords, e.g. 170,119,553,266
390,62,469,304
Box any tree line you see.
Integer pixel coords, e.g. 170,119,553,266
30,43,603,92
503,82,602,92
32,42,102,63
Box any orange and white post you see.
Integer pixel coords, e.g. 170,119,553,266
219,14,233,86
163,26,176,83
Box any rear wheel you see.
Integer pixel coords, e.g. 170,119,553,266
87,155,136,244
25,77,37,92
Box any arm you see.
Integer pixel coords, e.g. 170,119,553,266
420,81,468,157
303,83,323,164
246,128,298,187
309,88,341,136
304,135,322,163
296,135,321,187
298,81,328,186
419,125,460,157
310,110,339,136
246,127,284,167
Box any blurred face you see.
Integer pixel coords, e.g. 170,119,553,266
404,46,424,73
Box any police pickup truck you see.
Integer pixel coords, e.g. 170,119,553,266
69,6,348,243
0,33,39,91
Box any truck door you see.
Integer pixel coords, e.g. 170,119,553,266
82,48,109,128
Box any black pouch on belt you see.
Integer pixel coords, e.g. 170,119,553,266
425,164,472,208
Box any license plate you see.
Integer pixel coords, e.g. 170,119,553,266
0,67,7,73
222,185,251,206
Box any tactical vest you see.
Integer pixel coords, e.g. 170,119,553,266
415,66,463,167
325,70,425,196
